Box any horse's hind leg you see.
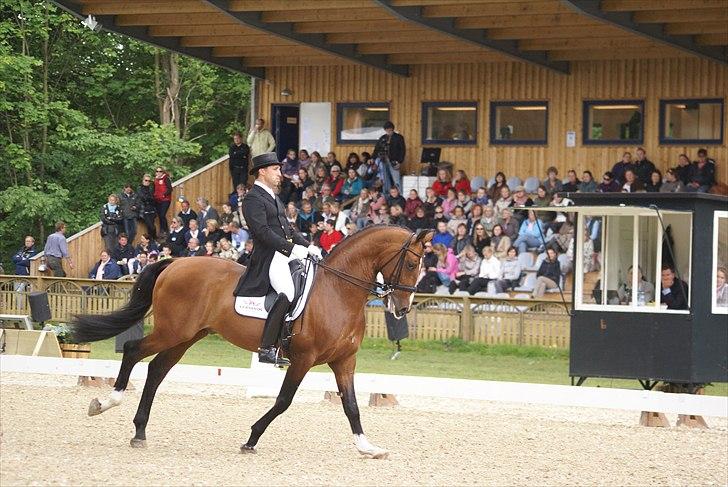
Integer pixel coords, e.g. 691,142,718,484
130,330,207,448
329,355,388,459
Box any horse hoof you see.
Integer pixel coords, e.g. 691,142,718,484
130,438,147,448
87,398,102,416
240,444,257,454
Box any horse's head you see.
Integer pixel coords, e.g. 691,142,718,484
378,228,434,318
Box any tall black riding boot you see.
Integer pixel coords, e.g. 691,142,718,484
258,293,291,366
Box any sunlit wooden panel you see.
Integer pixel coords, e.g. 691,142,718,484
80,1,216,15
149,25,254,37
115,13,233,26
180,35,297,48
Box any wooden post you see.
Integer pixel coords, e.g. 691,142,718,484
461,296,472,341
639,411,670,427
369,393,398,407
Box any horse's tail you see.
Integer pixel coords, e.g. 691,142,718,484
70,259,175,343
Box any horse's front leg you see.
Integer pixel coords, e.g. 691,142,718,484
241,357,313,453
329,354,389,459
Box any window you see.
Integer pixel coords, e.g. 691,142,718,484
659,98,724,145
583,100,644,145
490,101,548,145
712,211,728,314
336,102,390,144
421,102,477,145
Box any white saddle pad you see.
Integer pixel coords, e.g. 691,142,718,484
234,259,316,321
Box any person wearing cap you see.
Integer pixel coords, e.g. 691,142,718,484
234,152,322,366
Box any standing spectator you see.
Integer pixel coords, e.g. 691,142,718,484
431,168,452,197
118,184,140,243
660,265,689,310
513,210,545,254
89,250,122,280
44,221,74,277
177,199,197,230
404,189,423,219
452,169,471,194
196,197,220,226
167,217,186,256
153,166,172,235
542,166,563,195
137,173,157,240
448,244,481,294
280,148,299,203
373,121,406,192
341,168,363,200
621,169,644,193
645,170,663,192
532,248,562,298
578,171,597,193
12,236,38,275
246,118,276,157
319,219,343,254
611,151,633,184
489,224,512,259
495,247,522,293
100,194,123,253
467,246,501,295
633,147,655,185
229,131,251,190
111,233,135,274
489,172,508,202
561,170,580,193
598,171,621,192
686,149,716,193
674,153,692,186
660,169,685,193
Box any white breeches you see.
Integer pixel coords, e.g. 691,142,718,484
270,251,295,301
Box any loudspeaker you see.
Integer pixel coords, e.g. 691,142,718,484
27,291,52,323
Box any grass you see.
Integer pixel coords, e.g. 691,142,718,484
88,333,728,397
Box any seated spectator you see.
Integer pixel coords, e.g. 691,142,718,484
466,204,484,234
495,247,522,293
312,166,329,193
446,206,468,235
489,224,512,260
203,241,217,257
350,188,372,229
228,221,249,251
532,248,561,298
298,149,311,171
474,186,489,206
547,192,573,230
481,205,497,234
467,246,501,295
326,165,346,200
471,223,490,256
498,208,519,241
617,265,655,305
433,243,458,286
184,219,204,245
488,171,507,202
100,193,123,254
128,251,149,276
135,233,159,256
341,168,363,200
345,222,358,236
432,206,447,225
566,228,596,274
422,187,442,218
598,171,621,192
386,186,406,209
167,217,186,256
286,202,299,229
407,206,432,232
218,203,234,226
314,184,336,212
296,200,321,233
319,219,343,254
621,169,644,193
634,147,656,185
512,185,534,224
432,221,453,248
660,169,685,193
441,188,458,219
357,153,379,188
178,199,197,230
561,170,580,193
452,169,471,194
513,210,545,254
404,189,423,219
229,184,246,208
686,149,716,193
660,265,689,310
292,168,313,203
89,250,122,280
325,151,340,172
184,237,204,257
456,189,473,215
674,153,692,186
716,267,728,307
416,242,439,294
542,166,563,195
431,168,452,197
611,151,633,185
389,205,408,227
645,170,662,192
202,219,225,247
532,185,549,207
307,151,325,181
111,233,135,274
545,220,573,255
448,245,481,294
494,186,513,215
158,245,173,261
237,239,254,267
196,197,220,227
371,203,390,225
12,236,38,276
450,223,472,255
578,171,597,193
345,152,361,173
367,185,386,216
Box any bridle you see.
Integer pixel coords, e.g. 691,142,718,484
312,232,423,298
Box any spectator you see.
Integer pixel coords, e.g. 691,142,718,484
561,170,580,193
357,153,379,188
128,251,149,276
404,189,423,219
621,169,644,193
314,184,335,212
285,202,299,230
345,222,358,236
12,236,38,276
178,199,197,230
674,153,692,186
89,250,122,280
494,186,513,215
373,121,406,193
325,152,340,172
147,251,159,264
466,204,484,234
306,151,325,182
611,151,633,184
100,193,123,253
228,221,249,251
498,208,519,241
229,131,251,190
202,219,225,247
446,206,467,235
578,171,597,193
481,205,497,233
296,199,320,234
471,223,490,256
184,237,205,257
660,265,689,310
312,166,329,194
167,217,186,256
368,185,386,217
431,168,452,197
371,203,390,225
422,187,442,218
328,201,350,236
349,188,371,230
298,149,311,172
153,166,173,235
389,205,408,227
432,206,447,226
111,233,135,274
246,118,276,157
512,185,535,224
137,173,157,240
219,203,235,226
292,168,313,203
433,243,458,286
452,169,471,194
135,233,159,256
542,166,562,195
569,228,596,274
280,148,299,202
43,221,74,276
196,197,220,226
532,248,561,298
532,185,550,207
489,224,512,259
645,170,662,192
319,219,343,254
237,239,254,267
489,172,507,202
416,241,439,294
450,223,472,255
467,246,501,295
660,169,685,193
633,147,655,185
474,186,489,206
495,247,522,293
448,244,481,294
513,210,545,254
158,245,173,261
119,183,141,243
617,265,655,305
386,186,406,209
686,149,716,193
456,189,473,215
545,220,573,255
432,221,453,248
598,171,621,192
716,267,728,307
341,168,363,200
442,188,459,219
407,206,432,232
203,241,217,257
345,152,361,173
184,219,204,245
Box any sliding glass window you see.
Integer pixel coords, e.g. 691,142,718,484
583,100,644,145
659,98,724,145
336,102,390,144
421,102,478,145
490,101,548,145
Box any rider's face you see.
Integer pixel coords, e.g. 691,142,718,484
260,165,282,191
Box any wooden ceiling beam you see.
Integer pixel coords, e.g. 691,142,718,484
327,30,446,44
696,33,728,46
519,37,655,51
80,2,216,15
665,22,728,35
632,9,728,24
149,25,253,37
213,46,321,57
391,0,531,5
422,1,571,17
115,13,233,26
357,41,478,54
229,0,364,10
387,52,506,64
261,8,390,23
243,56,350,67
601,0,728,12
549,47,689,61
487,25,621,40
455,13,594,29
294,19,415,34
180,35,296,48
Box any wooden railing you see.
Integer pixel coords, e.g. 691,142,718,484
1,275,571,348
29,155,233,279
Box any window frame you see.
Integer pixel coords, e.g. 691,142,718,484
582,99,645,146
335,102,391,145
420,101,478,146
658,97,725,145
489,100,549,146
712,210,728,315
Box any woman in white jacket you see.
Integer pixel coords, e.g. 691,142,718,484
467,246,502,295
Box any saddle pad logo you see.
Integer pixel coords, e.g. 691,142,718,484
234,296,268,319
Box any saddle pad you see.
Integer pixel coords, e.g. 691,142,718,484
234,258,316,321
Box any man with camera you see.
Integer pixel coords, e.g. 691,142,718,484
373,121,406,193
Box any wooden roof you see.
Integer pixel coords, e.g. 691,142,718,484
53,0,728,77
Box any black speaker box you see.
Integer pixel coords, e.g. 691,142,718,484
28,291,52,323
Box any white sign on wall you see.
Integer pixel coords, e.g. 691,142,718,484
299,102,332,154
566,130,576,148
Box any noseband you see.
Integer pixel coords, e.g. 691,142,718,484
313,232,422,298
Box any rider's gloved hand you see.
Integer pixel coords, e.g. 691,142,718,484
307,245,323,259
290,244,308,260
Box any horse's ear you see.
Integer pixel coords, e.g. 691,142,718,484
415,229,435,245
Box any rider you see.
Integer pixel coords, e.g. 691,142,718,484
237,152,322,366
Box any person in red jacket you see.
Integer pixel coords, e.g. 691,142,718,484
453,169,471,194
319,219,343,254
325,165,346,201
404,189,423,219
153,166,173,235
431,168,452,197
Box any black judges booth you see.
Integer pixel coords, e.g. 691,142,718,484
560,193,727,388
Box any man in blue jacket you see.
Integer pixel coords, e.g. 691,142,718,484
88,250,122,280
12,236,38,275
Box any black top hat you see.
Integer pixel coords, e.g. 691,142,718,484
249,152,281,175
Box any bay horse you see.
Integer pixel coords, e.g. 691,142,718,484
72,225,433,459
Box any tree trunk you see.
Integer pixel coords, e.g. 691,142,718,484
154,49,164,124
160,52,181,137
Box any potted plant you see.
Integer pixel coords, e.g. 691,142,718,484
43,323,91,359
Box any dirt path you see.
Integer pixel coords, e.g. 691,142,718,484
1,373,726,486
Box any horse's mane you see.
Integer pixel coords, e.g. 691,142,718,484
325,224,412,259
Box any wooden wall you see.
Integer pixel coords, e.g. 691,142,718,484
259,58,727,185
